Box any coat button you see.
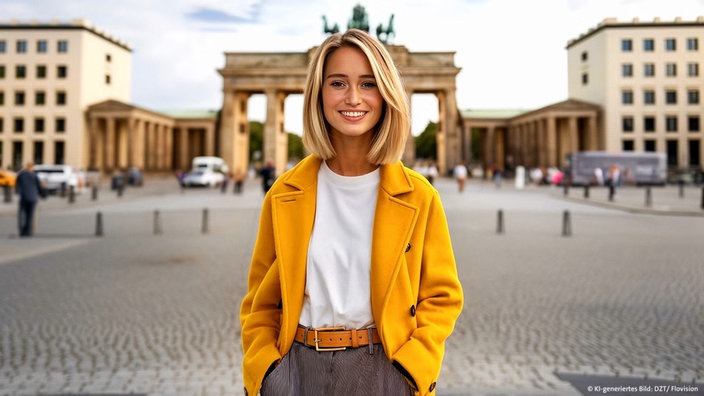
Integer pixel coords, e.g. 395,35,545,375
429,381,436,392
405,243,411,252
410,305,416,317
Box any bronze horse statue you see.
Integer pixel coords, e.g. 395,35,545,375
322,15,339,34
376,14,395,44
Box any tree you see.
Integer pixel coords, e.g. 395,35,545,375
414,121,437,160
249,121,263,161
288,133,304,161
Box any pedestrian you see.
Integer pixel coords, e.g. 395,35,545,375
233,168,244,194
453,162,468,193
240,29,463,396
15,162,44,237
260,161,275,194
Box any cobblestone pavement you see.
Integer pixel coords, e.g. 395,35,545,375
0,176,703,395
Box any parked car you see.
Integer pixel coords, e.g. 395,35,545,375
0,169,16,187
181,169,224,187
34,164,79,193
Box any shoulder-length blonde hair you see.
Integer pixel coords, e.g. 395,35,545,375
302,29,410,164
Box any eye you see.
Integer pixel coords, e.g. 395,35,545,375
329,80,346,88
361,81,377,88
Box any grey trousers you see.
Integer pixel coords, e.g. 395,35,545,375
261,342,413,396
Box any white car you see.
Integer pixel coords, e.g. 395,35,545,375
182,169,224,187
34,164,80,193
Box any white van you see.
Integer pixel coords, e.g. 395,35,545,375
192,156,228,174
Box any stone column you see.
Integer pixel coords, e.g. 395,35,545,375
165,124,174,170
89,117,100,170
537,118,546,168
435,90,447,175
264,89,288,176
178,127,189,171
402,88,415,165
568,116,579,154
587,115,598,150
442,88,459,175
546,116,557,167
232,92,250,176
485,126,495,171
105,117,116,172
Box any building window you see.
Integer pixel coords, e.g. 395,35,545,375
37,40,48,53
55,117,66,133
581,73,588,85
13,118,24,133
16,40,27,53
56,91,67,106
105,74,111,85
687,38,699,51
0,65,6,79
666,140,678,167
622,140,634,151
689,139,701,166
14,91,25,106
688,63,699,77
688,89,700,105
106,53,112,62
622,90,633,105
644,140,656,152
665,38,676,51
0,91,3,106
666,90,677,104
644,63,655,77
621,39,633,52
57,40,68,53
689,116,701,132
622,116,634,132
57,65,68,78
34,117,45,133
0,40,5,53
35,91,46,106
36,65,47,78
666,63,677,77
644,90,655,104
621,63,633,77
55,141,65,164
15,65,26,79
0,118,3,133
643,39,654,51
581,51,588,61
666,116,678,132
644,116,656,132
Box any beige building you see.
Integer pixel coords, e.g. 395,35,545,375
566,16,704,170
0,19,131,169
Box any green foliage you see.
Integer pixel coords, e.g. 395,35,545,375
249,121,263,161
415,121,437,160
288,133,304,160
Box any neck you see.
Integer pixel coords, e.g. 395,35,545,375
328,131,377,176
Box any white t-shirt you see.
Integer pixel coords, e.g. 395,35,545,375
299,161,380,329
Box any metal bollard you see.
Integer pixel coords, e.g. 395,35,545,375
60,182,67,198
608,185,615,201
583,185,590,199
95,211,104,237
154,210,162,235
201,208,209,234
496,209,504,234
701,186,704,210
68,186,75,204
645,186,652,207
3,185,12,203
678,180,684,198
563,183,569,197
91,185,98,201
562,210,572,237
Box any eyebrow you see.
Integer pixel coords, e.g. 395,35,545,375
325,73,376,79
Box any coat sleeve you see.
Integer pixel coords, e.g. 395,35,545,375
239,192,283,395
392,190,464,395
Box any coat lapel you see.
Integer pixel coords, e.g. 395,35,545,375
370,162,419,317
271,156,320,343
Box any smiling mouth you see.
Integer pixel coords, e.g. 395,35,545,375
340,111,366,118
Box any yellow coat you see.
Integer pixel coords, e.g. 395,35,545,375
240,155,463,395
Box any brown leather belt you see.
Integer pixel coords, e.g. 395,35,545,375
294,324,381,351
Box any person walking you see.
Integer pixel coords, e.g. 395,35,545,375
15,162,44,237
453,162,468,193
240,29,463,396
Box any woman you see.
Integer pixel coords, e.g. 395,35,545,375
240,29,463,396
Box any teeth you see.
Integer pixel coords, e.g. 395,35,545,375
341,111,365,117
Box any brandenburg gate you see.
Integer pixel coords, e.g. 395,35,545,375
217,45,462,176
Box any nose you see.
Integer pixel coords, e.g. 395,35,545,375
345,87,361,105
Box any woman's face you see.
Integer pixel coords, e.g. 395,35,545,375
322,46,383,143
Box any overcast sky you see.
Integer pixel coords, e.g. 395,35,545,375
2,0,703,134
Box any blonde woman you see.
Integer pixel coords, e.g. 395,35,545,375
240,29,463,396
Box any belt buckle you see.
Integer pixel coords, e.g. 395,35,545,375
313,327,347,352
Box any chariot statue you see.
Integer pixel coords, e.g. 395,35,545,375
322,4,395,44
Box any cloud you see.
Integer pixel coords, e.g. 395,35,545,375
185,7,259,24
